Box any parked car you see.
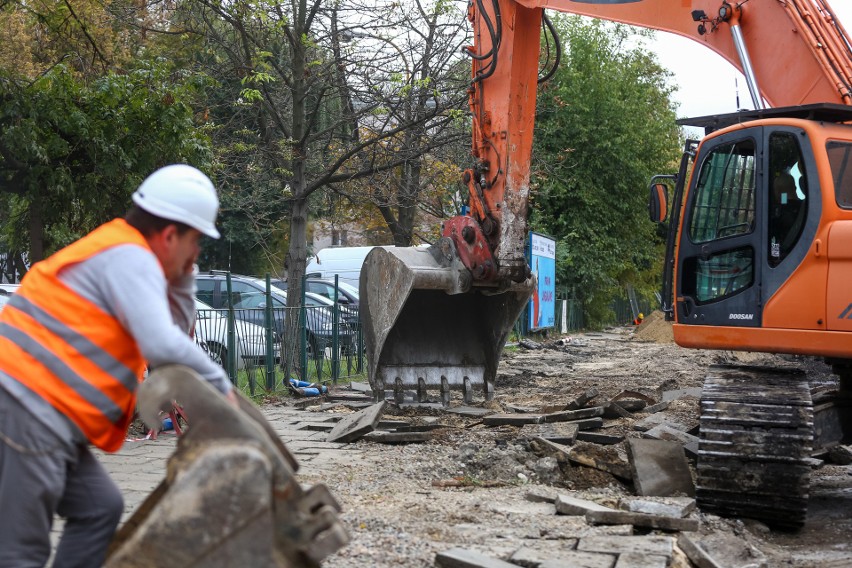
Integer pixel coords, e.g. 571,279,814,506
232,290,356,357
272,278,359,308
193,299,280,370
194,272,354,358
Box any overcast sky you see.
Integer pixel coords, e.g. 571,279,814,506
647,3,852,121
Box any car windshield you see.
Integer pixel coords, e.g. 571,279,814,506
233,292,286,309
334,281,359,298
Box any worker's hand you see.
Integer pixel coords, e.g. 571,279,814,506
224,388,240,409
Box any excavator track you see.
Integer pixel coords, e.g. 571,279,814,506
697,366,813,530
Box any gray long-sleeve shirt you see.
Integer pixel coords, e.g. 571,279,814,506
0,242,230,447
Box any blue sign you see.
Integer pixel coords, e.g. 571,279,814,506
528,232,556,330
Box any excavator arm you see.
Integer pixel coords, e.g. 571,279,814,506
360,0,852,403
459,0,852,288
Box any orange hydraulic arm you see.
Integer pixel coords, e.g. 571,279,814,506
452,0,852,287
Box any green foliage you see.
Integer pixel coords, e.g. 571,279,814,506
531,17,682,328
0,60,212,259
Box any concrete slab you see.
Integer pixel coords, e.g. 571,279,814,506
619,497,696,518
362,431,431,443
513,547,615,568
576,432,624,445
326,401,387,443
555,495,617,516
525,488,559,503
632,413,684,433
523,422,579,445
678,532,768,568
577,536,675,558
446,406,494,417
435,547,522,568
585,509,699,532
642,424,699,458
566,387,601,410
626,438,695,497
483,414,544,426
614,552,668,568
544,406,606,423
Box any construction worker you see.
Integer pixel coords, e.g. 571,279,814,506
0,164,236,568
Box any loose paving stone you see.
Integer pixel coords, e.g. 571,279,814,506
506,404,539,414
534,437,575,464
326,392,374,403
361,430,432,443
566,387,601,410
525,487,559,503
642,424,699,459
555,495,617,516
484,414,544,426
567,442,633,480
376,419,411,429
626,439,695,497
642,401,670,415
828,444,852,465
603,402,634,419
585,509,699,532
326,401,386,443
576,432,624,445
678,533,768,568
570,417,605,431
619,497,696,518
544,406,606,423
613,552,668,568
348,381,372,395
661,388,703,402
523,422,580,445
632,413,685,433
512,547,615,568
611,399,646,412
435,547,523,568
577,536,675,558
447,406,495,417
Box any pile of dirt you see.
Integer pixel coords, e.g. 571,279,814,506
632,310,674,343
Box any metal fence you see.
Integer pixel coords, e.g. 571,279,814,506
194,276,365,396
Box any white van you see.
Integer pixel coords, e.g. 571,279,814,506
305,246,378,289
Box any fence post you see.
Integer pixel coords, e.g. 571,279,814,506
300,275,309,381
225,272,237,384
331,275,340,384
264,274,275,391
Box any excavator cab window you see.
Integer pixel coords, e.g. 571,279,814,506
826,140,852,207
688,139,756,243
768,132,808,267
684,139,756,304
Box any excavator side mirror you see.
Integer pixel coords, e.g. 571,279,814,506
648,182,669,224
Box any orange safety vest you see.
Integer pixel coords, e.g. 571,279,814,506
0,219,151,451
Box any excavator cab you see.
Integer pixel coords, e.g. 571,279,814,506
646,104,852,528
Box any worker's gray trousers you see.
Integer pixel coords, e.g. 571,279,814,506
0,390,123,568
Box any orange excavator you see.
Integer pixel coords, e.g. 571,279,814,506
360,0,852,528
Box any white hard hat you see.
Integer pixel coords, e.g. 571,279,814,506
132,164,220,239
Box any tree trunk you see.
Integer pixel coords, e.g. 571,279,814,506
29,192,44,263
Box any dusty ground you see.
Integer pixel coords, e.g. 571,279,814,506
291,318,852,567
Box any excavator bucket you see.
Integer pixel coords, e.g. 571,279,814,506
360,240,533,404
106,365,348,568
